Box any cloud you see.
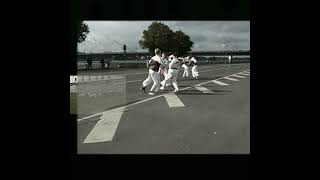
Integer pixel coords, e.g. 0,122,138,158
78,21,250,52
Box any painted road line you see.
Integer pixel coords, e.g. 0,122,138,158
83,106,126,143
78,113,103,122
231,74,246,78
113,68,230,85
238,72,250,76
113,79,142,85
164,93,185,107
77,64,248,80
211,80,229,86
194,86,214,93
112,65,249,85
224,77,239,81
78,64,242,77
77,70,246,121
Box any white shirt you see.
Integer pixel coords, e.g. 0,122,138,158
168,55,174,62
150,55,165,66
162,57,169,68
191,57,197,63
169,57,180,69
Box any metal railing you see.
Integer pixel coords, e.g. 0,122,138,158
76,57,250,71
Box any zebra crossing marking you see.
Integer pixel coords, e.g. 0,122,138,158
211,80,229,86
194,86,214,93
164,93,185,107
79,69,250,143
230,74,246,78
224,77,239,81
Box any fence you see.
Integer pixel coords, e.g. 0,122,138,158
76,57,250,71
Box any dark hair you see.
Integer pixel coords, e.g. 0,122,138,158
155,48,161,55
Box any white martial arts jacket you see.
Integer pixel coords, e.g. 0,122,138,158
148,55,164,72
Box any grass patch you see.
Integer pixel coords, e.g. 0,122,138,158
70,92,77,114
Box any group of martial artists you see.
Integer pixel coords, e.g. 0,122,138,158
140,48,199,96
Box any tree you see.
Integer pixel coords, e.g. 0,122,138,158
77,21,90,43
139,22,193,56
173,30,194,56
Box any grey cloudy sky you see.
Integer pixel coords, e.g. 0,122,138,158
77,21,250,53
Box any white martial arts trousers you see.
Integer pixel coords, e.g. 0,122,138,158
160,68,172,87
161,69,179,91
191,65,199,78
142,69,161,92
182,64,189,77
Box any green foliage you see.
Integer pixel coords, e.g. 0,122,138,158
78,21,90,43
139,22,194,56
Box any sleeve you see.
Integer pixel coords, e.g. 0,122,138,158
169,59,175,69
158,58,166,66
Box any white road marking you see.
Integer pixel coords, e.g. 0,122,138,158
78,64,243,77
83,106,126,143
78,113,103,122
78,67,248,142
211,80,229,86
164,93,185,107
113,79,141,85
111,65,249,85
231,74,246,78
224,77,239,81
238,72,250,75
77,68,249,122
112,68,227,85
194,86,214,93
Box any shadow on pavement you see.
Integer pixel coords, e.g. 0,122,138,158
178,77,222,81
176,92,225,95
180,89,231,93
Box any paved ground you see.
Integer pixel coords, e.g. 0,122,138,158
72,63,250,154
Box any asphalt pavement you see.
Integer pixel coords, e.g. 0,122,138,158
73,63,250,154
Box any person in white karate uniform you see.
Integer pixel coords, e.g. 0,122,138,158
159,53,181,93
228,55,232,64
140,48,165,95
190,56,199,78
182,56,191,78
159,52,172,87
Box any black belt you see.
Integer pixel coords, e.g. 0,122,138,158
171,68,178,69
